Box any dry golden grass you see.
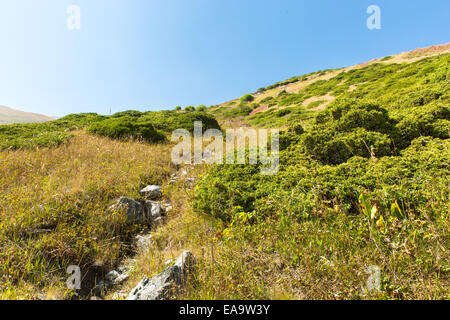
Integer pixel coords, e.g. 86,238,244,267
0,131,176,299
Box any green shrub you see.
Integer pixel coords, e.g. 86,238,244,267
87,117,166,143
396,104,450,144
302,127,392,165
240,94,255,103
111,110,143,118
141,111,220,133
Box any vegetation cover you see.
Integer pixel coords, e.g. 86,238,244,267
0,50,448,300
192,53,449,298
0,110,220,150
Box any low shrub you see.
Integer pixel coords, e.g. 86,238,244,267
240,94,255,103
87,117,166,143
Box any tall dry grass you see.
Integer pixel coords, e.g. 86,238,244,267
0,131,175,299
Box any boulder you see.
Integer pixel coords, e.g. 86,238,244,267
126,251,196,300
111,198,164,226
111,197,149,225
105,270,130,286
161,203,173,214
140,185,162,199
144,201,162,220
134,233,153,251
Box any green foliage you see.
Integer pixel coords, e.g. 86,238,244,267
240,94,255,103
196,54,450,225
140,111,220,133
87,117,166,143
111,110,144,118
0,109,221,149
185,106,196,112
395,103,450,145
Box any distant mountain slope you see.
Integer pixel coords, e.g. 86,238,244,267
210,42,450,128
0,106,55,124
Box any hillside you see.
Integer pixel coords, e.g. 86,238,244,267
0,106,55,125
210,42,450,129
0,44,448,300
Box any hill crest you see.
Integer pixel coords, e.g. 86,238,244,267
0,105,55,124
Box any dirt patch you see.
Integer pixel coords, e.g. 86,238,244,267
249,104,269,116
302,93,335,111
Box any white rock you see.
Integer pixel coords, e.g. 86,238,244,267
139,185,162,199
126,251,196,300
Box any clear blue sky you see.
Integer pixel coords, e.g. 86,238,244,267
0,0,448,117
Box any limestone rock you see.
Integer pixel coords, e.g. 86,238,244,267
126,251,196,300
139,185,162,199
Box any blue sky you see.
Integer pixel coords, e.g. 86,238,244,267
0,0,448,117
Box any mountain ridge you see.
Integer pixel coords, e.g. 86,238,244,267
0,105,55,125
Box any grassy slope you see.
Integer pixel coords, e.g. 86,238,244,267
0,44,448,300
209,42,450,129
0,132,175,299
120,46,449,300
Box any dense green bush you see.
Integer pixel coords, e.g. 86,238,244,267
301,127,392,165
240,94,255,103
195,136,449,220
140,111,220,133
54,113,108,129
87,117,166,143
396,104,450,144
0,107,222,150
196,54,450,224
111,110,144,118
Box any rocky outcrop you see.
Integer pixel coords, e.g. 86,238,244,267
126,251,196,300
110,197,148,225
140,185,162,199
110,197,166,226
134,233,153,251
105,270,130,286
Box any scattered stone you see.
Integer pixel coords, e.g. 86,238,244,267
185,178,196,184
165,259,174,266
135,233,153,251
105,270,129,286
140,185,162,199
145,201,162,220
111,197,149,225
161,203,173,214
105,271,120,283
114,273,130,285
126,251,196,300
